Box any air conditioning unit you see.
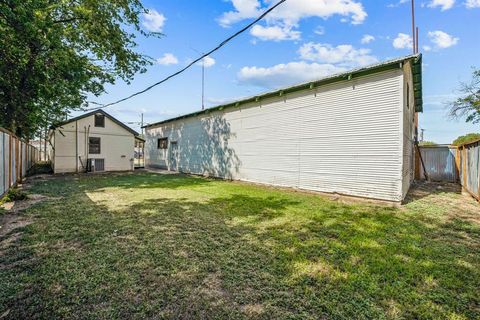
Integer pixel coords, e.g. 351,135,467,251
87,158,105,172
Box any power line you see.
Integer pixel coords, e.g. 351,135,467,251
87,0,287,110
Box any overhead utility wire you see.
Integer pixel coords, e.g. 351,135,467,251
88,0,288,110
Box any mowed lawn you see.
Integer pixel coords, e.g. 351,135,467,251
1,172,479,319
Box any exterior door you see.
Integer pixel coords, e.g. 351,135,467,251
169,142,178,171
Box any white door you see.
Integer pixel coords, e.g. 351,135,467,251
169,142,178,171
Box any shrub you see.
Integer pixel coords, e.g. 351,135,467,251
419,141,437,146
1,188,28,204
452,133,480,146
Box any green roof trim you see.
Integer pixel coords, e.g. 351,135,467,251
411,55,423,112
145,54,423,128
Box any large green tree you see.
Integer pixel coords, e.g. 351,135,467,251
449,68,480,124
0,0,157,138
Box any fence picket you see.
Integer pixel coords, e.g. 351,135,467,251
0,127,40,199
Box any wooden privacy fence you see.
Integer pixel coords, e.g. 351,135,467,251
0,127,40,198
418,142,480,200
457,140,480,201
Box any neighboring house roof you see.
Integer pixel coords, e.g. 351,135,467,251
51,109,139,136
144,54,423,129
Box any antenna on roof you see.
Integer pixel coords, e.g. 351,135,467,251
416,27,419,54
191,47,206,110
411,0,416,54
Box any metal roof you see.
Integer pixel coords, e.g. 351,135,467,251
51,109,140,136
144,54,423,128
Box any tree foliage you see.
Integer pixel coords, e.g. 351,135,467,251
452,133,480,146
419,141,437,146
449,68,480,124
0,0,156,138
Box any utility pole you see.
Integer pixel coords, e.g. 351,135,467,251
411,0,416,54
202,58,205,110
416,27,419,54
127,113,146,136
191,47,206,110
420,129,425,142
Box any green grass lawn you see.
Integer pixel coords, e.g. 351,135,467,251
1,172,479,319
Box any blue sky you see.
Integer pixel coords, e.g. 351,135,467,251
84,0,480,143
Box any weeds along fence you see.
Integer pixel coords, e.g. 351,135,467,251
0,127,40,198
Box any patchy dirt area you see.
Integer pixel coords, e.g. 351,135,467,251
0,194,53,238
0,175,58,238
405,181,480,224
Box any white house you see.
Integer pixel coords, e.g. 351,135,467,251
49,110,144,173
144,54,423,202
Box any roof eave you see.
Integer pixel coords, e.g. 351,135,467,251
51,109,140,136
143,54,423,128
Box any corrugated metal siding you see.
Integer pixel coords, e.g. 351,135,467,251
146,69,405,201
418,146,458,182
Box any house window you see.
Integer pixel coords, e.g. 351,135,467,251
157,138,168,149
406,84,410,109
89,137,101,154
95,114,105,127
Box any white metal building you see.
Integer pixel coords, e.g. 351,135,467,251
49,110,143,173
144,55,423,202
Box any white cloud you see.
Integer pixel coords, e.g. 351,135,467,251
238,61,345,89
157,53,178,66
427,30,459,48
142,9,166,32
361,34,375,44
238,41,378,89
423,45,432,52
466,0,480,8
387,0,409,8
392,33,413,49
197,56,216,68
427,0,455,10
250,24,301,41
298,42,377,67
220,0,367,26
219,0,367,41
218,0,262,26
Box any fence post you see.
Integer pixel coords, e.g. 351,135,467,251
19,141,23,182
15,138,19,183
455,147,462,184
8,135,12,187
463,147,467,188
477,142,480,199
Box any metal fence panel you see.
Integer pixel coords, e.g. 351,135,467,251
419,146,458,182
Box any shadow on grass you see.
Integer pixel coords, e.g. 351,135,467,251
29,172,213,198
403,180,462,204
1,174,479,319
